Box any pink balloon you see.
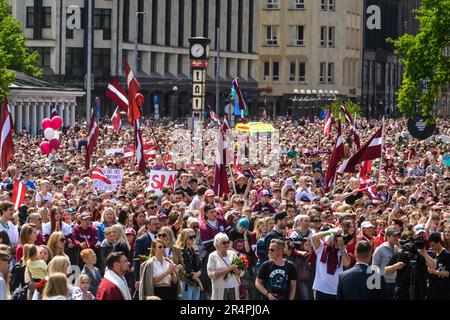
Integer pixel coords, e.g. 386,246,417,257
42,118,52,129
51,116,63,130
49,139,61,150
40,142,51,155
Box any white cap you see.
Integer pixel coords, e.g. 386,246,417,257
361,221,374,229
285,178,294,186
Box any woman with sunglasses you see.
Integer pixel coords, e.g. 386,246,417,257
139,239,183,300
132,209,147,235
47,232,70,261
157,226,182,266
175,228,203,300
207,233,244,300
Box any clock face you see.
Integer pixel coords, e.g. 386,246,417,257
191,44,205,58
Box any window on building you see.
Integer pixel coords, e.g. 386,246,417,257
94,9,112,40
320,0,327,10
273,61,279,81
328,0,335,11
150,52,157,73
65,47,84,78
319,62,326,83
328,26,335,47
293,25,304,45
43,7,52,28
266,0,279,9
327,62,334,83
263,61,270,81
136,51,143,72
294,0,305,9
248,60,253,79
26,7,34,28
299,62,306,82
320,26,327,47
289,62,296,82
164,54,170,74
177,55,183,75
266,25,278,45
93,48,111,78
32,47,51,68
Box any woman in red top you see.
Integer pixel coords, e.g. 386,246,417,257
342,220,357,268
16,223,38,262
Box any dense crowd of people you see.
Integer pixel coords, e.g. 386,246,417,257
0,115,450,300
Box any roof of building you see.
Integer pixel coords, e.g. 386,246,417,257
9,71,84,94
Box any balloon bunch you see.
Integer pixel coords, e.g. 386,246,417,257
39,116,63,155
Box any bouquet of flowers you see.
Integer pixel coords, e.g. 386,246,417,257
224,255,249,280
135,255,150,265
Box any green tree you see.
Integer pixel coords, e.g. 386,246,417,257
388,0,450,120
323,99,363,123
0,0,42,99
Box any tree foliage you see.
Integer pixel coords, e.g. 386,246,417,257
388,0,450,119
0,0,42,99
324,99,363,123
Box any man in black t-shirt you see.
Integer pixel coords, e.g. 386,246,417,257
256,239,297,300
426,233,450,300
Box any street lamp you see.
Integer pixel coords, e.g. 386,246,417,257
135,11,149,72
170,85,179,119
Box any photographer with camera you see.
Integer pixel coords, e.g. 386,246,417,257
311,226,351,300
384,229,428,300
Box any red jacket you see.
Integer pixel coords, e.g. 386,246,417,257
72,225,99,248
96,278,125,300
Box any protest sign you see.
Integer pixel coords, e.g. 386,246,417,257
93,168,123,192
147,170,178,192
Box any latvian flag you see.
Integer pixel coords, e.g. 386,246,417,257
209,106,219,122
111,107,122,132
360,185,382,201
323,108,335,137
12,180,26,211
232,78,248,117
338,127,383,174
51,105,58,117
91,168,112,185
106,80,129,113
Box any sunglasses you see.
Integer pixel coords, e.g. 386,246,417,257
268,248,276,252
157,234,167,238
0,258,11,263
221,241,230,245
191,225,199,229
59,238,67,243
188,235,196,240
149,206,157,209
312,220,321,223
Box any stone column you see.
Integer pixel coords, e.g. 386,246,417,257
24,101,30,134
44,102,51,119
37,102,44,133
58,102,64,118
31,102,37,136
70,101,76,127
9,102,14,126
15,101,22,134
63,101,70,127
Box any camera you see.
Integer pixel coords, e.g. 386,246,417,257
413,236,426,250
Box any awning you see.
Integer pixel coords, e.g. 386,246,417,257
235,122,276,133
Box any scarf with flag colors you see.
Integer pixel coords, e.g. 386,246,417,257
0,98,14,172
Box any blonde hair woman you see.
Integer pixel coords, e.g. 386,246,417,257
43,272,69,300
139,239,183,300
157,226,182,265
175,229,203,300
47,231,69,259
253,219,268,241
110,224,131,261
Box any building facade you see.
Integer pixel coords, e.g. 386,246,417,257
7,0,260,119
362,0,421,119
258,0,363,118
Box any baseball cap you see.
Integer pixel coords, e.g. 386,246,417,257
125,228,136,236
260,206,271,213
285,178,294,187
274,211,288,222
361,221,374,229
205,189,215,197
413,224,426,235
385,228,400,237
157,212,168,221
260,189,271,197
80,213,92,221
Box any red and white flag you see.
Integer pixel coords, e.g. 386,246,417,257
106,79,129,113
51,105,58,117
111,107,122,132
85,112,100,169
213,122,232,197
340,105,354,125
340,104,361,148
209,106,219,122
360,185,382,201
91,167,112,185
12,180,26,211
388,170,400,185
125,61,141,123
134,119,146,172
324,119,345,192
0,99,14,172
232,78,248,110
338,127,383,174
323,108,335,137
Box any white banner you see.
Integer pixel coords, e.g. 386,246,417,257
147,170,178,192
93,168,123,192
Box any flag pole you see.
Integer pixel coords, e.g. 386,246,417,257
332,170,338,194
229,164,237,194
378,116,385,183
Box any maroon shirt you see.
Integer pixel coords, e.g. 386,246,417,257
72,225,99,248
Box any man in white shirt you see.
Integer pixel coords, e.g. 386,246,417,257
0,202,19,248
